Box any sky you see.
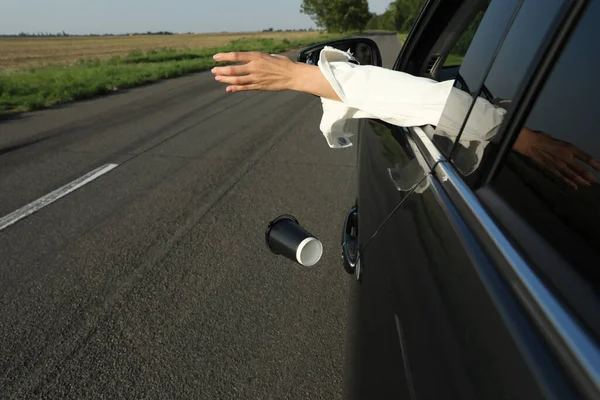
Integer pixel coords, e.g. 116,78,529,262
1,0,392,35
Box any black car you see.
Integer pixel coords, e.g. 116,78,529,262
300,0,599,398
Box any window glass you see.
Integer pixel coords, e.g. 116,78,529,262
450,0,567,176
443,10,485,67
430,0,521,156
491,0,600,288
454,0,521,93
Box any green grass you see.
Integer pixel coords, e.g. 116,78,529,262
444,53,464,67
397,32,409,44
0,35,344,115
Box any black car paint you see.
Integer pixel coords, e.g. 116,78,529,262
297,1,599,398
352,121,575,398
353,0,597,399
356,171,574,399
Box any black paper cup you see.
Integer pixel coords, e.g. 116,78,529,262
265,215,323,267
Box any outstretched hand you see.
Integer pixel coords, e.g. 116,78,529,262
211,52,297,93
211,51,341,101
513,127,600,190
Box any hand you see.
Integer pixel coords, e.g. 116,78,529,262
211,51,341,101
513,127,600,190
211,52,299,93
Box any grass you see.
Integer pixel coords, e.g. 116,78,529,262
0,33,345,115
444,53,464,67
0,31,327,69
397,32,409,44
393,33,464,68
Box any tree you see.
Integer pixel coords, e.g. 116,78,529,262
300,0,371,32
366,3,398,31
452,10,484,56
391,0,424,31
365,0,424,32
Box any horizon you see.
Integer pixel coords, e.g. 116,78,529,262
1,0,391,36
0,28,322,37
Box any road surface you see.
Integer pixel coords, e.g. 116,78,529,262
0,34,401,399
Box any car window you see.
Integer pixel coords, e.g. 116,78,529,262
450,0,568,177
429,0,521,157
490,0,600,292
442,9,485,68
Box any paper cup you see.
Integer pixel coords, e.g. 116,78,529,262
265,215,323,267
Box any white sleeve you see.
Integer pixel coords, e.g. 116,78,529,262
317,46,453,148
435,90,507,141
316,46,506,150
434,91,508,175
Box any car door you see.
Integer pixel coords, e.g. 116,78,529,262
348,0,517,396
350,0,600,399
354,0,524,271
349,1,523,397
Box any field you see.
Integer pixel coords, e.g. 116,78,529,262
0,31,326,69
0,31,343,115
445,54,464,66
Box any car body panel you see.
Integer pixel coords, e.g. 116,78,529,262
357,120,427,245
349,0,600,398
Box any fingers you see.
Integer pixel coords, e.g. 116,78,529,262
567,159,598,185
573,147,591,162
213,52,262,63
211,64,249,77
226,84,260,93
550,165,578,190
215,75,255,86
574,150,600,171
536,153,578,189
556,162,590,189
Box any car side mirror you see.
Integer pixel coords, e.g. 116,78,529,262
297,38,383,67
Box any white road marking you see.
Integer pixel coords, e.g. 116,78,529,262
0,163,118,232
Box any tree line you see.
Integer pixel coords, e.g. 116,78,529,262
262,28,316,32
301,0,424,33
2,29,319,38
0,31,176,38
366,0,424,32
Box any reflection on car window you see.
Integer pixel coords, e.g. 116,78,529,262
450,0,567,177
430,0,520,157
443,10,485,67
369,122,428,193
492,0,600,288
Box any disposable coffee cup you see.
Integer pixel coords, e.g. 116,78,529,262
265,215,323,267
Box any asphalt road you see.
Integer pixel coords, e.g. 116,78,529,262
0,34,401,399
